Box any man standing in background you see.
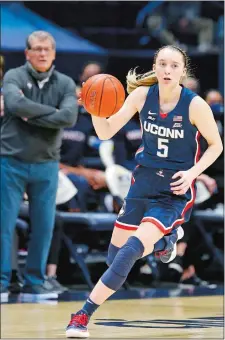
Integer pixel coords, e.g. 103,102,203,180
0,31,77,301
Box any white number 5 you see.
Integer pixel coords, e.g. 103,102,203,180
157,138,169,158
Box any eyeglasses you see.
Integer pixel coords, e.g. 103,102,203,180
29,47,54,53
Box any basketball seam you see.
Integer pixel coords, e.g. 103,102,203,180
108,77,117,115
84,74,103,111
98,77,107,116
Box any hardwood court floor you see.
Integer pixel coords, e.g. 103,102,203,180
1,295,224,339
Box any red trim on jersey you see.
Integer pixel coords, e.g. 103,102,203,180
114,220,138,231
135,146,144,156
171,181,196,228
131,164,140,185
141,217,170,235
141,182,196,233
195,131,201,164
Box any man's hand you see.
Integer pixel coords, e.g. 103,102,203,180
197,174,217,195
59,163,107,190
91,170,107,190
82,168,107,189
60,167,70,175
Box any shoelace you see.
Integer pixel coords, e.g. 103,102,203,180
69,313,88,327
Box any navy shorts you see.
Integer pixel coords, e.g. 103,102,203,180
115,165,196,235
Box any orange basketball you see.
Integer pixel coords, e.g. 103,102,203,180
82,74,125,117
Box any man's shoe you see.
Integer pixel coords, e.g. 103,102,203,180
45,276,68,294
180,274,217,289
21,284,58,300
167,256,184,283
66,310,90,338
155,226,184,263
0,284,9,303
9,270,24,294
9,280,23,294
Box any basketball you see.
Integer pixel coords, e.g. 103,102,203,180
82,74,125,117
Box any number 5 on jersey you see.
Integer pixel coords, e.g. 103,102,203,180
157,138,169,158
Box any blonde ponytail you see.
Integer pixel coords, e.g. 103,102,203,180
126,68,158,94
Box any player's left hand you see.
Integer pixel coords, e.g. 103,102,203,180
170,170,195,195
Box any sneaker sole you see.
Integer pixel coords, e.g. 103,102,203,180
161,246,177,263
177,226,184,240
179,282,217,289
21,292,58,300
168,263,184,273
66,328,90,338
160,226,184,264
0,292,9,303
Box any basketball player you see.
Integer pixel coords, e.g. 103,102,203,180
66,45,223,338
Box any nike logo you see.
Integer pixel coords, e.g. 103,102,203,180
148,111,157,115
156,170,164,177
87,299,94,304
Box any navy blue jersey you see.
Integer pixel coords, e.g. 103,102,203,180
135,84,201,171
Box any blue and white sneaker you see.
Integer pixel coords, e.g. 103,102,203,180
0,284,9,303
66,310,90,338
21,284,58,301
155,226,184,263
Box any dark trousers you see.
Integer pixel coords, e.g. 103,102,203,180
0,156,58,287
47,217,62,266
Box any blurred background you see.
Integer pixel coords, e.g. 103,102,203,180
1,1,224,93
0,1,224,297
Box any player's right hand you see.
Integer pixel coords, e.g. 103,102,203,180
76,82,85,106
77,91,83,106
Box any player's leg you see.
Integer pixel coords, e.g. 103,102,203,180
65,168,191,337
106,198,143,266
106,227,135,265
154,226,184,263
66,221,163,338
107,197,171,266
141,194,194,264
107,224,177,266
83,218,182,307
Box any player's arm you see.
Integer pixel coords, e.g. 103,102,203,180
171,96,223,195
189,96,223,178
91,86,148,140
